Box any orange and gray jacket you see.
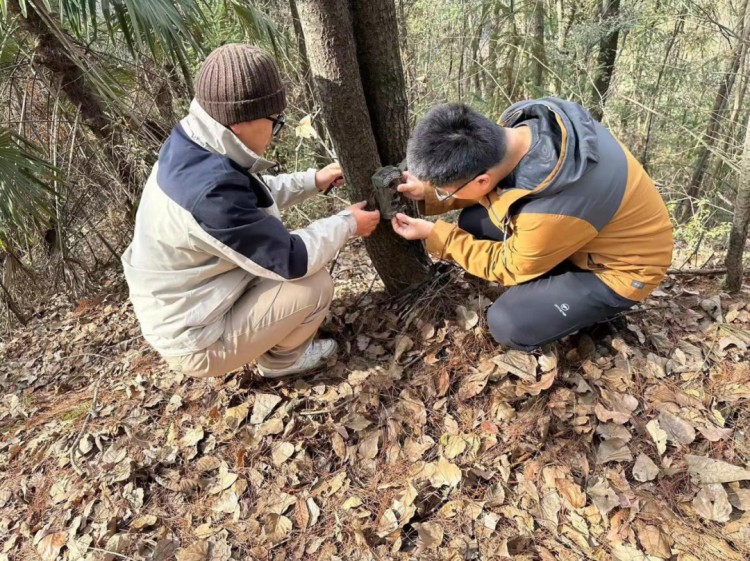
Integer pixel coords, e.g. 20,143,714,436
422,98,673,301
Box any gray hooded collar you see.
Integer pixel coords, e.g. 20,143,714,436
179,99,277,174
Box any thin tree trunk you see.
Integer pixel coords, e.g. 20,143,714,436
506,0,521,102
725,114,750,292
484,1,503,105
289,0,328,164
297,0,431,294
531,0,546,93
590,0,621,121
641,12,685,169
681,0,750,221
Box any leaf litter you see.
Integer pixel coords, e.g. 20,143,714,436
1,245,750,559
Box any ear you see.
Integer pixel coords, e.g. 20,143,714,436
228,123,240,134
475,173,492,188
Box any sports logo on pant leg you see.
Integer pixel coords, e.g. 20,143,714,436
554,303,570,317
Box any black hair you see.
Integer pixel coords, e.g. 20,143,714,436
406,103,507,186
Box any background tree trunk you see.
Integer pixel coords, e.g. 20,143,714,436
590,0,621,121
297,0,431,294
531,0,547,93
681,0,750,221
725,114,750,292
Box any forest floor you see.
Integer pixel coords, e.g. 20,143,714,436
2,240,750,561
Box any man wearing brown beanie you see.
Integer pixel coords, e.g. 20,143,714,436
122,44,380,378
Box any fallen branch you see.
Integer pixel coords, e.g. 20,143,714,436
667,267,728,276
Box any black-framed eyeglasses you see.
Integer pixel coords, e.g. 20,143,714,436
265,113,286,137
434,169,487,201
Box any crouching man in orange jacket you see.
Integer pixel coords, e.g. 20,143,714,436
392,99,673,351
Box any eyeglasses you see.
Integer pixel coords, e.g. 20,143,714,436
265,113,286,137
434,170,486,201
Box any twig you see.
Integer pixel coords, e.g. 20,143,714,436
299,397,356,416
667,267,730,276
84,547,137,561
68,366,110,476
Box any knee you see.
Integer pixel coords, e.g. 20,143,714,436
457,205,483,237
487,299,540,352
296,268,334,307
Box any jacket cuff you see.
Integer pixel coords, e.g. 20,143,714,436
302,168,319,194
423,186,441,216
337,210,358,237
425,220,455,258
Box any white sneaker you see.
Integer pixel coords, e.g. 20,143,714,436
257,339,338,378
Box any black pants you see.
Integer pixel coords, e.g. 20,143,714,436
457,205,637,351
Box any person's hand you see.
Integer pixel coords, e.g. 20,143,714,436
348,201,380,237
316,162,345,191
391,213,434,240
396,171,427,201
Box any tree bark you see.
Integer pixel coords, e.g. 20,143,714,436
590,0,621,122
350,0,411,165
640,12,685,169
725,114,750,293
531,0,546,93
681,0,750,221
297,0,431,294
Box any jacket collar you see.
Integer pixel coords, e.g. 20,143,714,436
179,99,277,174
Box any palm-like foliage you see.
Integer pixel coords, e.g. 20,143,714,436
0,128,57,249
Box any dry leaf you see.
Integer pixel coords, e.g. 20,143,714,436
376,508,399,537
492,351,537,382
272,442,295,466
429,457,462,488
295,114,318,139
693,484,732,522
441,434,467,459
596,438,633,464
251,394,281,425
130,514,158,530
685,455,750,484
176,541,210,561
457,369,489,401
393,335,414,363
727,488,750,511
36,532,66,561
555,478,586,509
264,514,292,542
632,453,659,482
341,496,363,509
587,477,619,517
635,522,672,558
659,411,695,445
456,305,479,329
413,521,444,550
194,456,222,473
224,402,249,430
646,419,668,455
307,497,321,526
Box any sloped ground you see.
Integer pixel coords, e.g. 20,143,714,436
1,242,750,561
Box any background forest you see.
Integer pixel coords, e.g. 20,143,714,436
0,0,749,325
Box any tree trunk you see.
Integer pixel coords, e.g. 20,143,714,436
531,0,546,93
297,0,431,294
289,0,328,164
590,0,621,121
725,114,750,293
640,12,685,169
681,0,750,221
506,0,521,102
350,0,411,165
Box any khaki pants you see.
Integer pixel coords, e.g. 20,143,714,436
165,269,334,377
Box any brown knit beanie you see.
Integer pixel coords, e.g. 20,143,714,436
195,44,286,126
